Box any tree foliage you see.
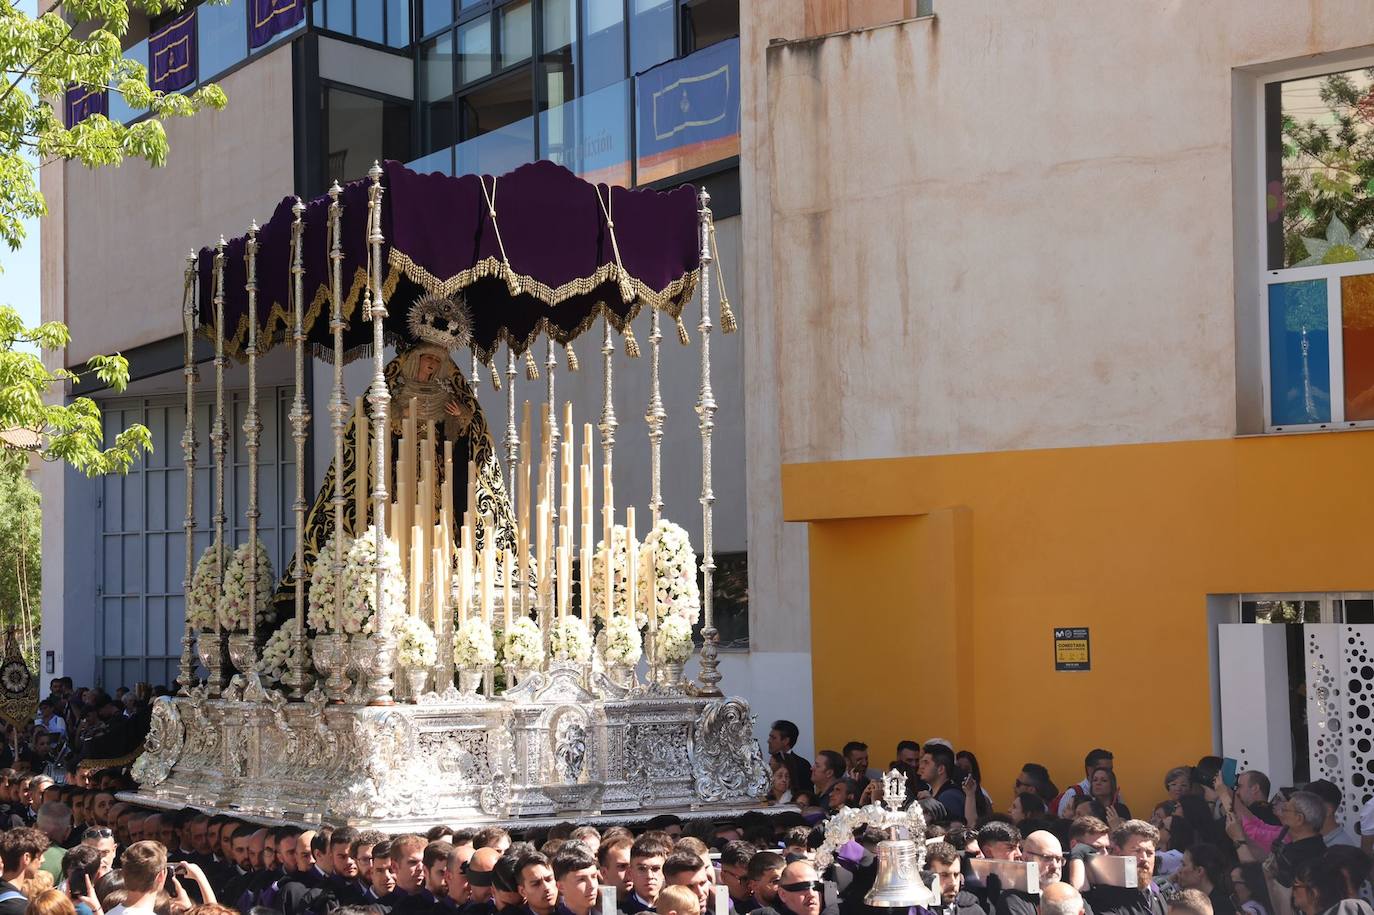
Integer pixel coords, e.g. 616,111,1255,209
0,466,41,663
0,0,227,476
1282,69,1374,266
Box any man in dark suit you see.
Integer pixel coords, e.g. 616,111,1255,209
768,721,814,798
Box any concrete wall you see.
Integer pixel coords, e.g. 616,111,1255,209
741,0,1374,757
62,43,296,365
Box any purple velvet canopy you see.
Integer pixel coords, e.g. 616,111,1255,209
197,160,701,363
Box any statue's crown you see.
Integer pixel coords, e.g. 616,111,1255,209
407,292,473,351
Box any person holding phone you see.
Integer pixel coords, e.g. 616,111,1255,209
58,847,102,915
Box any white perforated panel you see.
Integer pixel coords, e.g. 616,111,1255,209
1304,625,1374,826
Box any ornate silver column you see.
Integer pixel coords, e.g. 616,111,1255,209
239,222,265,697
177,252,199,695
366,162,396,704
544,336,558,634
207,238,228,697
283,199,312,699
694,189,722,697
644,307,664,679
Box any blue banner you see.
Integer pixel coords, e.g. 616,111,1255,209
635,37,739,183
150,9,197,93
249,0,304,49
64,85,108,127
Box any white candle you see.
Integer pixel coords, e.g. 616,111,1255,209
625,506,637,622
502,548,513,630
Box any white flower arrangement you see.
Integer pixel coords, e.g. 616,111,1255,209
217,539,275,632
502,617,544,670
307,535,351,632
656,614,695,664
601,613,642,666
258,619,308,685
637,519,701,625
589,525,638,623
187,544,221,631
549,616,592,662
337,526,406,635
453,618,497,668
396,615,438,669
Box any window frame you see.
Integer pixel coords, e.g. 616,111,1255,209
1255,56,1374,433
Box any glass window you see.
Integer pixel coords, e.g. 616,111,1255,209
501,1,532,69
422,0,454,36
1268,279,1331,426
197,0,248,80
325,0,353,34
459,67,533,140
357,1,385,43
1268,67,1374,270
680,0,738,52
540,0,576,110
630,0,674,76
109,38,149,124
325,88,414,184
582,0,625,94
386,0,410,46
419,33,456,155
458,14,493,84
1342,273,1374,420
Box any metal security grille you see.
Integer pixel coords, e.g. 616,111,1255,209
95,388,296,690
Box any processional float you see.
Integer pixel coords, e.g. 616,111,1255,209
128,160,768,827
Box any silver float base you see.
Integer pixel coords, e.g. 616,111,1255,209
129,665,771,827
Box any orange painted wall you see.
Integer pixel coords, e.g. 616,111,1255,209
782,430,1374,815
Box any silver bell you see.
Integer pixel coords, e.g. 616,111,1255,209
864,840,939,908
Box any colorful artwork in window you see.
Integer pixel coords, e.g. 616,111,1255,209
1342,273,1374,420
1269,279,1331,425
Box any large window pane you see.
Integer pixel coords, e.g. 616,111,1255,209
1342,273,1374,420
582,0,625,94
458,15,493,84
1269,67,1374,270
325,88,413,184
420,34,456,155
456,68,535,174
541,0,576,110
1269,279,1331,425
109,38,149,124
198,0,248,80
357,0,385,42
501,1,532,68
325,0,353,34
680,0,738,52
422,0,454,36
630,0,674,76
386,0,410,47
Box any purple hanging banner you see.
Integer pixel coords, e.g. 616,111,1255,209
64,86,108,127
248,0,304,49
150,10,197,93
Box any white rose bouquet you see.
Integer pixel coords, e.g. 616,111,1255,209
307,535,351,632
657,614,695,664
590,525,638,622
217,539,275,632
549,616,592,662
601,613,642,666
337,526,406,635
502,617,544,670
637,519,701,625
396,615,438,669
187,544,221,631
258,619,308,684
453,618,497,668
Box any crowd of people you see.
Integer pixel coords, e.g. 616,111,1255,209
1,679,156,778
0,693,1369,915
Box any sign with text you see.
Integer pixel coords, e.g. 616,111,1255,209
1054,627,1091,671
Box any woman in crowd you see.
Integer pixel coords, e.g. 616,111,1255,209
1230,862,1273,915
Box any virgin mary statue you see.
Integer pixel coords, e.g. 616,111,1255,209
273,292,515,613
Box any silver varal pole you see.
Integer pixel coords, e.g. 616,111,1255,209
366,162,396,704
645,306,664,680
208,238,228,697
327,185,350,690
177,252,199,694
284,199,312,699
242,221,264,693
505,345,519,625
545,336,558,644
695,189,722,696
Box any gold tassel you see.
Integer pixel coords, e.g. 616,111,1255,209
525,351,539,380
506,267,523,298
676,316,691,346
618,266,637,306
623,325,640,358
490,363,502,390
565,344,579,372
720,296,737,334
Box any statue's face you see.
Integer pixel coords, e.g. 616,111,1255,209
418,352,442,380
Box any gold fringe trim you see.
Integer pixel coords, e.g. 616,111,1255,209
676,316,691,346
623,325,640,358
565,343,579,372
525,351,539,380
